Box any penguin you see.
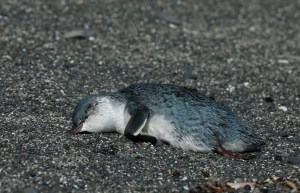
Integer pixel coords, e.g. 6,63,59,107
71,83,263,158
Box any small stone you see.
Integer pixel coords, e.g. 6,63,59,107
226,85,235,93
155,11,181,24
169,23,177,29
267,188,280,193
171,170,181,177
244,185,252,191
202,170,210,177
234,178,243,183
278,106,287,112
287,155,300,165
63,144,70,150
227,58,234,64
277,59,289,64
224,166,234,175
59,175,67,184
237,188,250,193
64,29,96,39
293,138,300,144
184,68,198,80
249,26,256,32
190,186,205,193
281,151,290,157
29,171,37,177
3,55,12,60
273,155,283,161
134,154,143,159
264,97,274,103
280,128,290,138
243,82,250,88
183,185,189,190
72,184,79,189
23,187,38,193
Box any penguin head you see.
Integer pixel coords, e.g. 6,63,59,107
72,95,119,134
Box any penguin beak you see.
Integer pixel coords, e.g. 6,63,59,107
73,122,84,134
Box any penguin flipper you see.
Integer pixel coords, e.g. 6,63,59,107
124,106,158,145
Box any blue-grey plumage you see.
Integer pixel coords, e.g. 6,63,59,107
72,83,263,153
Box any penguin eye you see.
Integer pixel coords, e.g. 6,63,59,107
85,101,99,114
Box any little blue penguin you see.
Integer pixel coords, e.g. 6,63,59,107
71,83,263,157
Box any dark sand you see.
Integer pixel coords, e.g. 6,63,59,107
0,0,299,192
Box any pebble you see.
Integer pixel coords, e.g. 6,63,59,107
234,178,243,183
266,188,280,193
64,29,95,39
182,176,188,181
249,26,256,32
29,171,37,177
155,11,181,24
226,85,236,93
227,58,234,64
169,23,177,29
59,175,67,184
243,82,250,88
277,59,289,64
23,187,38,193
287,155,300,165
244,185,251,191
264,97,274,103
183,185,189,190
278,106,287,112
273,155,283,161
224,166,234,175
280,128,291,138
293,138,300,144
184,68,198,80
72,184,79,189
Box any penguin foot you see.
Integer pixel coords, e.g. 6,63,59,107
214,145,256,160
154,139,163,146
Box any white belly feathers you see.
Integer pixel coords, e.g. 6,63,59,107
144,115,211,152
